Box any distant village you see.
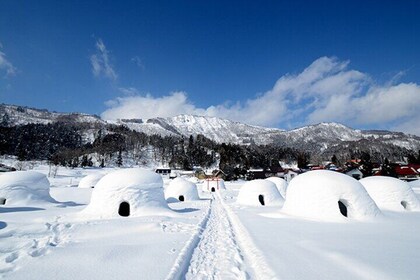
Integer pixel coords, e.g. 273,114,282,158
155,154,420,183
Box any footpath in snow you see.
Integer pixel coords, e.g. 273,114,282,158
167,193,276,280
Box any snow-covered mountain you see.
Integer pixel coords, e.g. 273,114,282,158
1,103,420,151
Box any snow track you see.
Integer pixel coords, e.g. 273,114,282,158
166,194,277,280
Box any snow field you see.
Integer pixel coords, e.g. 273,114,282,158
77,172,106,188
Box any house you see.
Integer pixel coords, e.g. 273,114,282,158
395,165,420,181
246,169,266,180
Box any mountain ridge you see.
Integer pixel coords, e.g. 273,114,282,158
1,103,419,153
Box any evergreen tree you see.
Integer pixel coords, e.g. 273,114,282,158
116,149,123,167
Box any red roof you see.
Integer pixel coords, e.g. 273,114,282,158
395,166,419,176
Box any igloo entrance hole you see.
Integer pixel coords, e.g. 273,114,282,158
338,200,347,217
118,201,130,217
211,187,215,192
258,195,265,206
178,195,185,201
0,198,6,205
401,201,409,210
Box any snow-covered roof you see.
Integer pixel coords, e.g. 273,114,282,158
0,171,56,205
237,179,284,207
78,172,106,188
81,168,172,218
265,177,287,198
359,176,420,211
282,170,381,221
165,177,199,202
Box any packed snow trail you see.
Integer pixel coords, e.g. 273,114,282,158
184,196,249,279
165,192,277,280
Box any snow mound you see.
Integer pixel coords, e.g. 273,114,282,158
165,177,200,202
202,178,226,192
0,171,56,205
265,177,287,198
359,176,420,211
283,170,381,221
81,168,172,218
237,179,284,207
78,172,106,188
408,179,420,188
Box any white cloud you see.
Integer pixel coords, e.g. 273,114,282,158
131,56,145,69
90,39,117,81
101,57,420,135
0,45,17,78
101,91,205,120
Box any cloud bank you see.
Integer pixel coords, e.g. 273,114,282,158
101,57,420,135
90,39,117,81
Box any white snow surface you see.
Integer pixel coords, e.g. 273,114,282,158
0,171,56,205
265,176,287,198
77,172,106,188
283,170,381,221
2,164,420,280
202,178,226,192
237,179,284,207
359,176,420,211
165,177,199,202
81,168,172,218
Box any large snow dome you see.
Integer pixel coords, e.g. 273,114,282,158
359,176,420,211
81,169,171,218
265,177,287,198
237,179,284,207
0,171,56,205
202,178,226,192
165,177,199,202
78,172,106,188
283,170,381,221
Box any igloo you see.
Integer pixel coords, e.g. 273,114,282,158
359,176,420,211
265,177,287,198
78,172,106,188
282,170,381,221
165,177,199,202
81,169,172,218
237,179,284,207
202,178,226,192
0,171,56,205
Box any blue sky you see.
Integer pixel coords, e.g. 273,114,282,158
1,0,420,134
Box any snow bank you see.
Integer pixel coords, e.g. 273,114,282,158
78,172,106,188
81,168,172,218
408,179,420,188
283,170,381,221
0,171,56,205
237,179,284,207
165,177,200,202
359,176,420,211
202,178,226,192
265,177,287,198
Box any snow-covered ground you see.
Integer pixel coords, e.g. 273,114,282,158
1,165,420,279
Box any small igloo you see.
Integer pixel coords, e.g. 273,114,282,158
81,169,172,218
265,177,287,198
237,179,284,207
78,172,106,188
165,177,199,202
359,176,420,211
282,170,381,221
202,178,226,192
0,171,56,205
